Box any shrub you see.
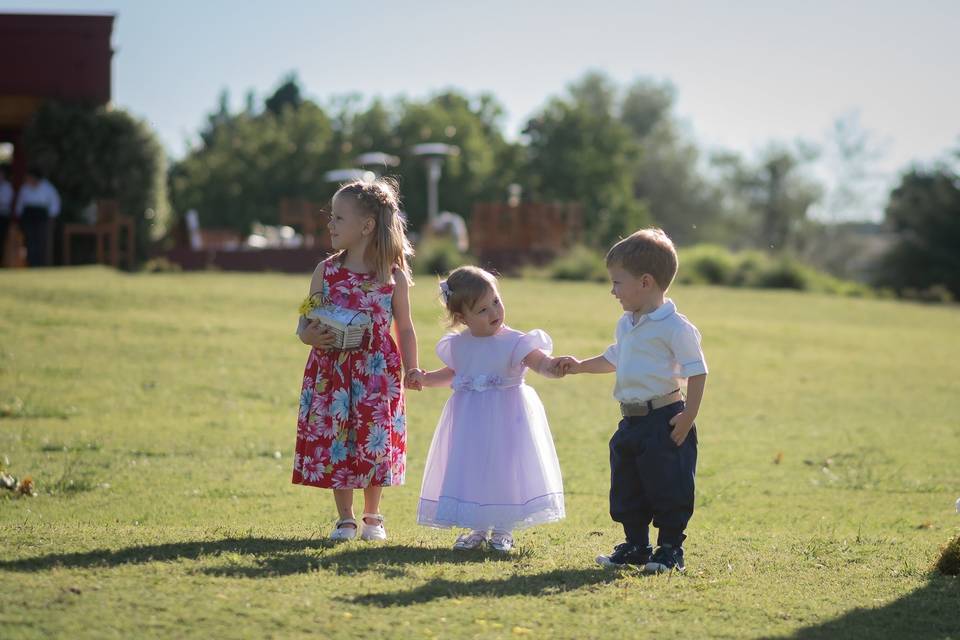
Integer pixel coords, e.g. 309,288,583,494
548,245,608,282
413,238,473,276
24,101,170,267
678,245,737,285
754,257,814,290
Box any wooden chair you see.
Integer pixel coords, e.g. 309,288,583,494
63,200,135,269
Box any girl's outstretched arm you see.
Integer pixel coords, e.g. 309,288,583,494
420,367,455,388
522,349,565,379
391,270,420,381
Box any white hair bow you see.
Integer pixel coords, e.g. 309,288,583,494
439,280,451,304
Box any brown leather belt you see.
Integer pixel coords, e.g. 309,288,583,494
620,389,683,417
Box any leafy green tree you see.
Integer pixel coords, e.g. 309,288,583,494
621,79,724,245
523,71,649,246
711,143,822,251
24,101,170,260
391,91,517,229
877,159,960,297
169,80,339,233
265,72,303,116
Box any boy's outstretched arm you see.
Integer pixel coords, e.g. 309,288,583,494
554,354,617,375
668,373,706,446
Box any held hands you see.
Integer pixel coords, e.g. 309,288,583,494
404,368,425,391
300,320,337,350
668,410,695,446
551,356,581,377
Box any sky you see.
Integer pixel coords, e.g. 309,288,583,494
4,0,959,220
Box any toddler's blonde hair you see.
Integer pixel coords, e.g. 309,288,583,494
606,227,678,290
439,266,499,326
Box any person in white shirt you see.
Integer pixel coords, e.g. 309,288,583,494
555,228,707,574
15,166,60,267
0,164,13,266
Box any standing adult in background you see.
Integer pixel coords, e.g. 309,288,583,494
15,167,60,267
0,164,13,266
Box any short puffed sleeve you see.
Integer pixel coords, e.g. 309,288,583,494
435,332,458,369
511,329,553,368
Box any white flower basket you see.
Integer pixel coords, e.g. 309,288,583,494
303,306,372,350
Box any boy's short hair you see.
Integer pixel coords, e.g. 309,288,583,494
606,228,678,290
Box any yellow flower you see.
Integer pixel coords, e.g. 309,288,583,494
299,293,326,316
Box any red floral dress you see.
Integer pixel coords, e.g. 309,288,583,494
292,260,406,489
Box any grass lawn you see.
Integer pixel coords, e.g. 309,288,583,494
1,266,958,639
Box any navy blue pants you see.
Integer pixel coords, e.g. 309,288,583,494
21,208,50,267
609,401,697,547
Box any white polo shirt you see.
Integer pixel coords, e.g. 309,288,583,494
602,299,708,403
15,180,61,218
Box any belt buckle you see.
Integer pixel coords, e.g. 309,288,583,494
620,402,650,418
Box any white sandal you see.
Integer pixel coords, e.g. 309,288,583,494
453,530,488,550
489,531,514,553
329,517,358,541
360,512,387,541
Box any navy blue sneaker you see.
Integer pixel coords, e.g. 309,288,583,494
645,544,685,573
596,542,653,568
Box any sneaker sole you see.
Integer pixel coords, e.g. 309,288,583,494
644,562,685,573
596,555,647,569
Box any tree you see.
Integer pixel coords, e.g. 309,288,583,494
712,143,822,251
621,79,724,245
24,101,170,261
264,72,303,116
877,159,960,297
815,112,887,222
523,71,649,246
169,98,338,234
391,91,517,229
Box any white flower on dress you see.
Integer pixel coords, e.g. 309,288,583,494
452,374,504,392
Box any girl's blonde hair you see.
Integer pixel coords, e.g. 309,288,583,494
439,266,498,325
333,177,414,283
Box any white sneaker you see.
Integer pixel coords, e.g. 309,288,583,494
329,517,358,541
453,530,488,550
489,531,514,553
360,513,387,541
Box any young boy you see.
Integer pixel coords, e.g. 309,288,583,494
556,228,707,573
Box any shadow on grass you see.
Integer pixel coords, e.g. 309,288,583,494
344,567,624,607
780,576,958,640
0,539,513,577
202,543,515,578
